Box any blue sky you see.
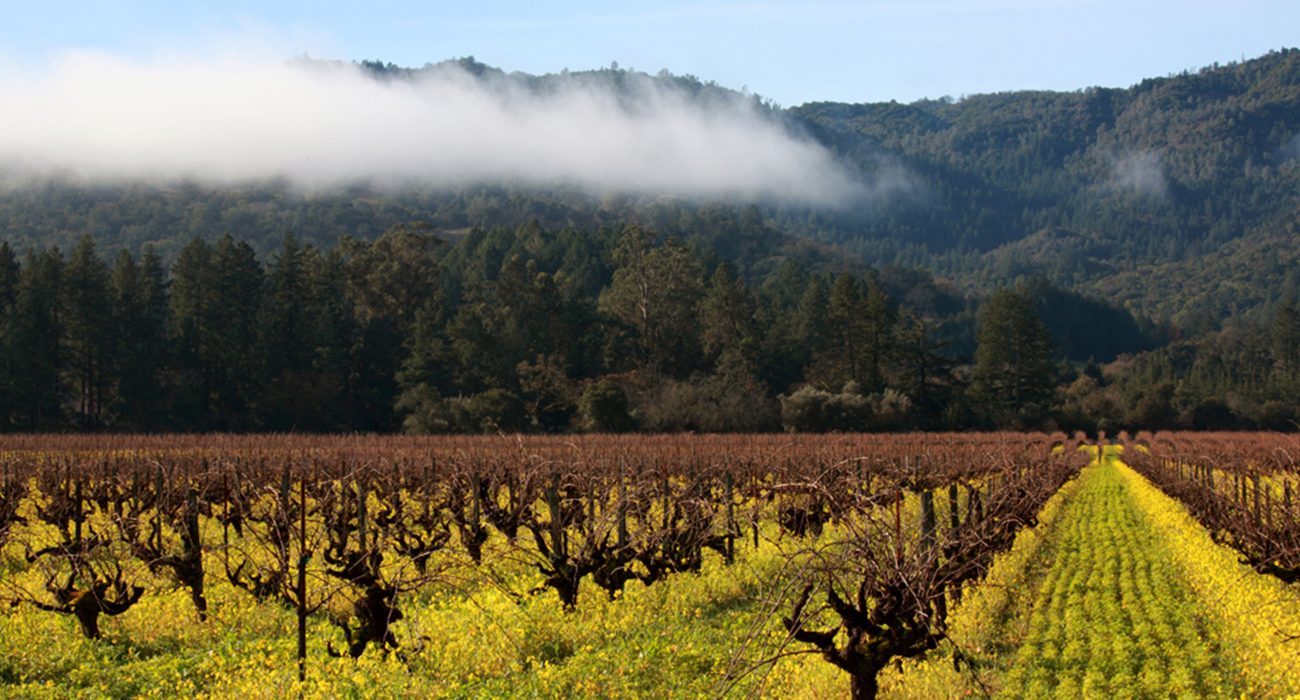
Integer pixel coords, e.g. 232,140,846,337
2,1,1297,106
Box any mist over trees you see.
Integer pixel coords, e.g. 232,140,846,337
5,49,1300,331
790,48,1300,329
2,50,1300,432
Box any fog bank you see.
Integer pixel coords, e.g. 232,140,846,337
0,53,863,206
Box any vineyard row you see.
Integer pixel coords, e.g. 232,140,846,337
0,432,1089,699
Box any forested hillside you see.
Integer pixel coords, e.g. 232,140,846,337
4,50,1300,329
1,51,1299,434
791,47,1300,330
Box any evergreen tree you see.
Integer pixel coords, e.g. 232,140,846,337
860,277,895,393
62,235,114,427
700,261,756,378
111,246,169,429
598,226,704,377
170,235,263,429
810,273,895,392
764,260,811,310
255,232,353,431
394,292,455,430
445,302,516,393
213,235,265,428
795,275,831,359
495,254,569,363
302,247,357,430
259,231,312,382
892,308,958,428
971,286,1056,417
1272,300,1300,379
340,223,443,430
0,243,20,426
9,248,65,429
169,237,217,426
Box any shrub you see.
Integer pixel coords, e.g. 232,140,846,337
780,385,916,432
579,380,635,433
780,386,871,432
1258,400,1297,432
634,375,781,433
467,389,529,434
867,388,914,432
1186,398,1236,431
396,384,472,435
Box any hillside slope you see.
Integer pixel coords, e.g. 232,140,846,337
3,50,1300,328
789,47,1300,321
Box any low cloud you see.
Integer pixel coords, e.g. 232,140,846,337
1280,133,1300,164
0,52,865,206
1109,150,1169,199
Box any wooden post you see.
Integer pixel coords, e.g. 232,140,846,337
1251,474,1261,523
920,489,936,555
724,471,735,565
547,473,564,561
588,473,597,530
948,483,959,534
297,475,308,685
661,466,670,531
423,457,434,523
132,471,141,539
74,479,83,549
471,471,481,529
155,467,165,552
895,459,905,564
357,465,368,554
617,457,628,549
222,473,230,553
280,466,291,522
949,482,964,606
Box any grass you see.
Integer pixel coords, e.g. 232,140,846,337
884,447,1300,700
0,522,845,699
1118,458,1300,699
4,446,1299,699
995,454,1238,699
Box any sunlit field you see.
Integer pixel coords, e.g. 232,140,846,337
0,433,1297,699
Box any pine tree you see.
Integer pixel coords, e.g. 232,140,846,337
972,287,1056,416
811,273,895,392
62,235,114,427
598,226,704,377
339,223,443,430
893,308,957,428
1272,300,1300,379
795,275,830,353
700,261,756,378
111,246,169,429
169,237,217,425
170,235,263,429
10,248,65,429
259,231,312,382
0,242,20,425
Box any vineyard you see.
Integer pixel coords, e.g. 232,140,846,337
0,432,1297,698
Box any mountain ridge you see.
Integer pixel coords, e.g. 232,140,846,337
3,48,1300,331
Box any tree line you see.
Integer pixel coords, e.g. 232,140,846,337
1,220,1295,434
